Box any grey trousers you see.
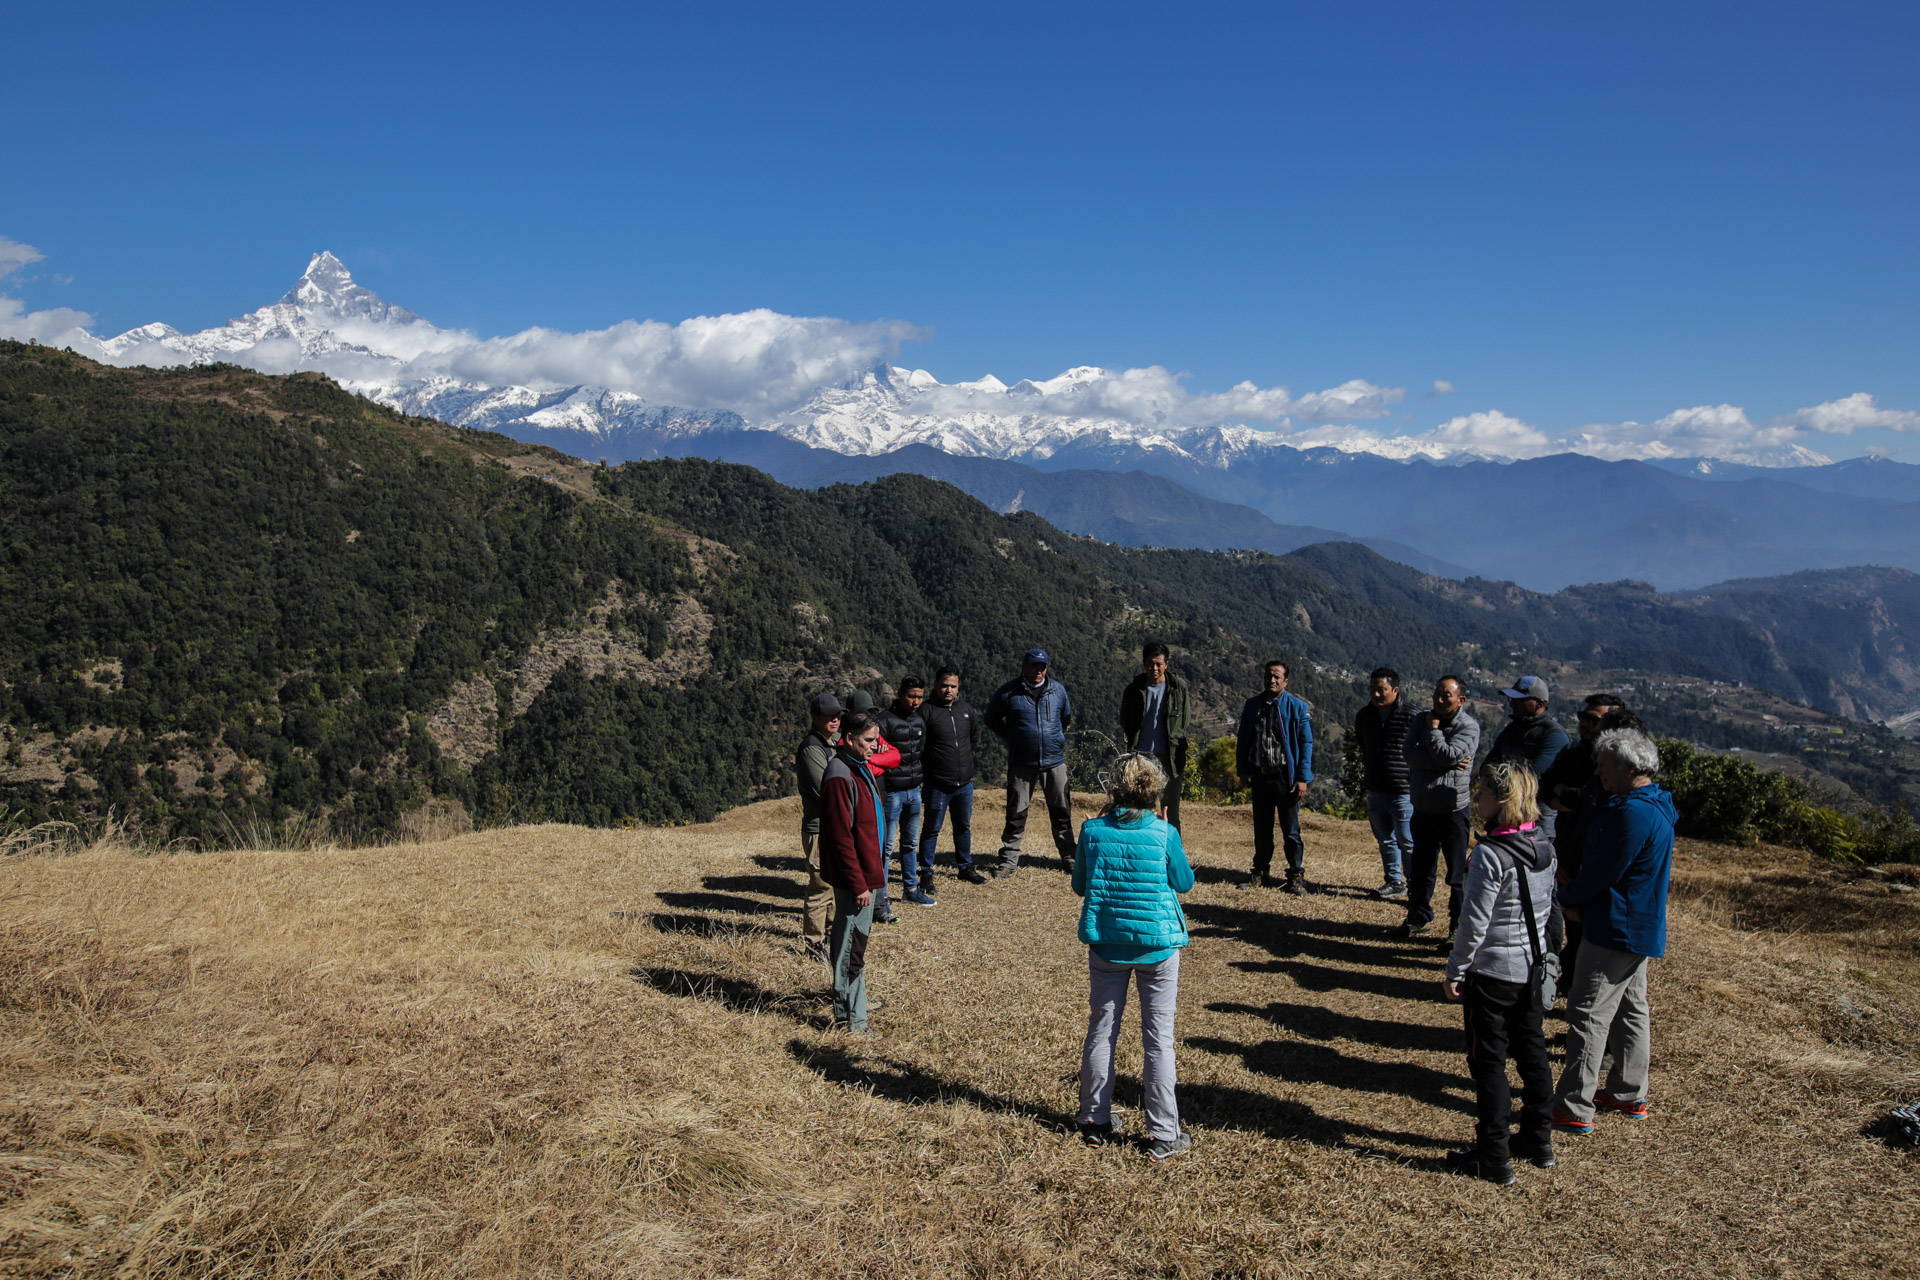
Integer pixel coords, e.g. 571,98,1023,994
1552,940,1652,1121
1078,949,1182,1141
800,832,832,943
998,762,1076,868
828,886,874,1030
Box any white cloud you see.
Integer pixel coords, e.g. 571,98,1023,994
1779,392,1920,435
1291,408,1551,460
0,296,99,348
1427,379,1457,397
0,237,44,280
436,310,923,417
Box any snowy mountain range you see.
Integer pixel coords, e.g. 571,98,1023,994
59,251,1853,472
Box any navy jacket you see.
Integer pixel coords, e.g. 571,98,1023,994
1559,785,1677,958
1235,692,1314,791
984,676,1075,770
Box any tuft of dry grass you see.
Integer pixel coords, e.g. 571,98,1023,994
2,798,1917,1277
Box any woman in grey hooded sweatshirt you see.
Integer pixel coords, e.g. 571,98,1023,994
1441,760,1558,1185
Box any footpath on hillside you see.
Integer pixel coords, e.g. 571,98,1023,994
3,795,1917,1278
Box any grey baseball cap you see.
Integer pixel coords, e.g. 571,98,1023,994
1500,675,1550,701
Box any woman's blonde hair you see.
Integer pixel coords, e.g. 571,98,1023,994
1476,759,1540,830
1101,752,1167,815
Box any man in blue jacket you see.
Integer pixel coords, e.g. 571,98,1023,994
983,648,1077,878
1235,660,1315,893
1551,727,1677,1135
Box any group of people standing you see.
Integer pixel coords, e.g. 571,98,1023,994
792,644,1677,1177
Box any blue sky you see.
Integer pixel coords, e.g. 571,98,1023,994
4,1,1917,459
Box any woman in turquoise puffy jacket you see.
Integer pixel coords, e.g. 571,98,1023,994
1072,752,1197,1160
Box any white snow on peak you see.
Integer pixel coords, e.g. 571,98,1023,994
32,252,1872,471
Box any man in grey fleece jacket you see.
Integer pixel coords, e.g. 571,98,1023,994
1394,676,1480,940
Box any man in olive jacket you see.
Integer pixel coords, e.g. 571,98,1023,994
1120,642,1190,832
793,691,843,961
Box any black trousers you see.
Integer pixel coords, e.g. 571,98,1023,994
1152,748,1182,833
1250,776,1304,876
1462,972,1553,1159
1405,807,1470,929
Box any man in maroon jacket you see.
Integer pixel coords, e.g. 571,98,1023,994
820,712,887,1033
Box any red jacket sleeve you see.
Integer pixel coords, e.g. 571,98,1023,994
819,774,870,892
867,735,900,776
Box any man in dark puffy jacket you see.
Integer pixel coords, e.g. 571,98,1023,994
876,679,934,907
1486,675,1570,840
919,666,987,885
1120,641,1190,832
983,647,1076,878
1354,666,1414,901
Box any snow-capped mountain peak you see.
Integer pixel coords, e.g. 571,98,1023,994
277,251,421,326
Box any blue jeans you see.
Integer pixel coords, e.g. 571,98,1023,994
920,780,974,871
884,788,924,891
1365,790,1413,886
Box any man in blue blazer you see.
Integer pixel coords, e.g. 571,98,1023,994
1235,660,1315,892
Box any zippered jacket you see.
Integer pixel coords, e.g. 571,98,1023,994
984,676,1074,770
1234,692,1314,790
1487,711,1570,780
1073,811,1195,950
1559,785,1676,958
920,697,980,788
795,729,835,837
820,752,886,894
1353,700,1414,794
1120,672,1191,760
1404,710,1480,814
875,705,926,792
1446,825,1558,984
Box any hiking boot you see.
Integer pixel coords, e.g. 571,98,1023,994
1550,1110,1594,1136
959,867,989,885
873,911,900,925
992,862,1019,880
1077,1121,1118,1148
1372,881,1409,901
804,939,830,966
1145,1131,1193,1161
1443,1148,1515,1186
904,888,938,907
1281,875,1308,896
1596,1093,1650,1120
1389,919,1431,939
1510,1132,1557,1169
1238,872,1275,891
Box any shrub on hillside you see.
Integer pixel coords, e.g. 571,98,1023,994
1657,738,1920,865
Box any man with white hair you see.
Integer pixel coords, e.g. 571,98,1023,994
1551,728,1677,1137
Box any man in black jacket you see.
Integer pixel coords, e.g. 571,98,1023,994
1354,666,1414,901
876,679,934,906
1119,642,1190,832
918,667,988,885
1486,675,1571,841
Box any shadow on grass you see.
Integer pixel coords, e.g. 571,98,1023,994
630,966,832,1028
1187,902,1435,973
751,853,809,873
1207,999,1462,1057
786,1040,1079,1132
1178,1080,1458,1158
1188,1036,1473,1116
1231,956,1440,1002
630,911,789,938
703,873,806,900
655,890,788,916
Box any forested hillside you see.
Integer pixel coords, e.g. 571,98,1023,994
4,344,1916,846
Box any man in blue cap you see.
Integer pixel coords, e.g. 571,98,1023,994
983,647,1077,878
1487,675,1570,841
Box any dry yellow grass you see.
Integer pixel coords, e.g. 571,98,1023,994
4,795,1918,1278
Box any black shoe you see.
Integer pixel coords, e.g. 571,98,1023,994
1443,1148,1515,1186
1281,875,1307,896
874,912,900,925
1511,1133,1556,1169
959,867,989,885
1077,1121,1118,1148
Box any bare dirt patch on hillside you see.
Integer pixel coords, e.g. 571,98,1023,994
2,801,1916,1278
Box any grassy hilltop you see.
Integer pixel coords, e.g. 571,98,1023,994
3,799,1916,1276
